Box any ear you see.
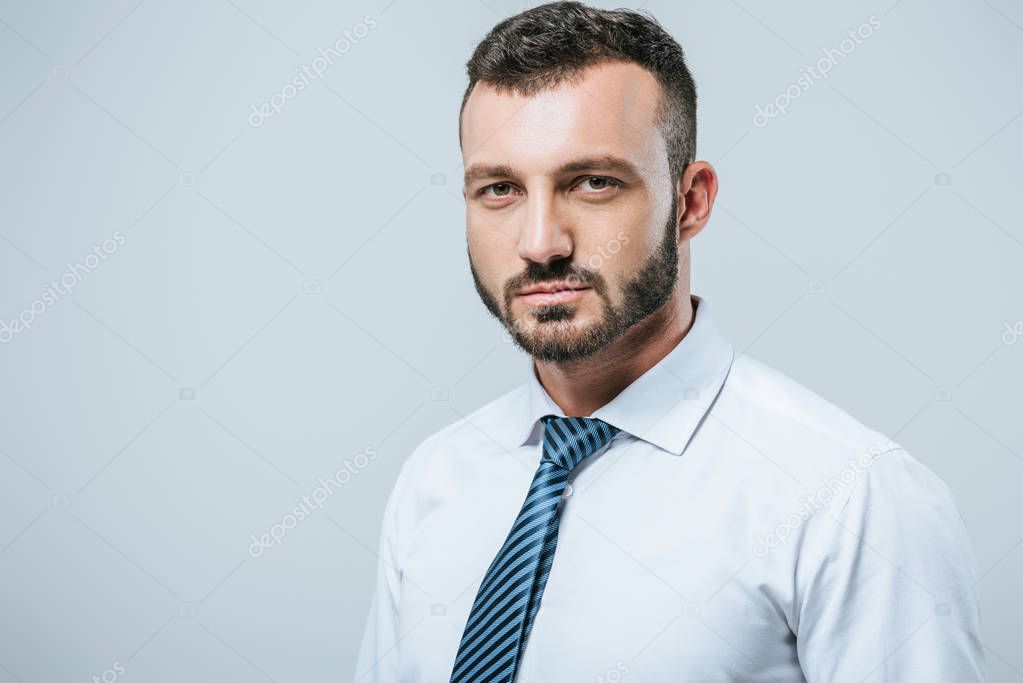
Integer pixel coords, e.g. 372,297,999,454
674,161,718,242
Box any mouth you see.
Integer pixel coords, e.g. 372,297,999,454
516,281,592,306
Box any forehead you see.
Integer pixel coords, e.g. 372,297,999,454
460,60,667,181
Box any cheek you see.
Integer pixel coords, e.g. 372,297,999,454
579,224,642,279
467,223,514,283
614,204,668,262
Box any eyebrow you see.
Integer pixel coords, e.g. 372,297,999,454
463,155,642,186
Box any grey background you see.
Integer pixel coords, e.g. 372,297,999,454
1,0,1021,680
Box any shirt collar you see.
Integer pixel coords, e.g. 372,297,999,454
507,294,735,456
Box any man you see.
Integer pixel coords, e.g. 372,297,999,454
355,2,986,681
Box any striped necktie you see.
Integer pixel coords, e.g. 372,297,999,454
449,414,621,682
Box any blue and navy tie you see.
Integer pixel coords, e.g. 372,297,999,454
449,415,621,682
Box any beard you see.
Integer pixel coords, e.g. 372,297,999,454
469,193,679,363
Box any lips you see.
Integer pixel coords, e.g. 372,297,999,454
517,281,590,296
517,281,592,306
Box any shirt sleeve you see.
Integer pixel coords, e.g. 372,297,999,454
354,464,407,682
794,447,987,682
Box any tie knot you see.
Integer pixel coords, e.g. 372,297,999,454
539,415,620,472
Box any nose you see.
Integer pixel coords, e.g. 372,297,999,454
517,193,573,265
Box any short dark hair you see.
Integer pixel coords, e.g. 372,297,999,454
459,1,698,184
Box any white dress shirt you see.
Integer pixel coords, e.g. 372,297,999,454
355,294,986,682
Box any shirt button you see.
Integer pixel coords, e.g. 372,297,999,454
562,484,573,499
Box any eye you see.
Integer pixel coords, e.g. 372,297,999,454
575,176,621,193
479,182,518,199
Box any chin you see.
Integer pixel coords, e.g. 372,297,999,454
512,316,600,352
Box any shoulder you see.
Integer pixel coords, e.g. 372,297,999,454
404,381,527,473
718,354,974,578
725,353,898,451
712,353,900,480
723,353,963,516
792,444,985,679
386,381,528,522
828,445,971,561
794,444,980,634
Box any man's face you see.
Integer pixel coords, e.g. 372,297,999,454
461,60,680,363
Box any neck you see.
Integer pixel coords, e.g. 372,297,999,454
533,286,695,417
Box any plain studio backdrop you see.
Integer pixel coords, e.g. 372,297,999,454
0,0,1021,681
